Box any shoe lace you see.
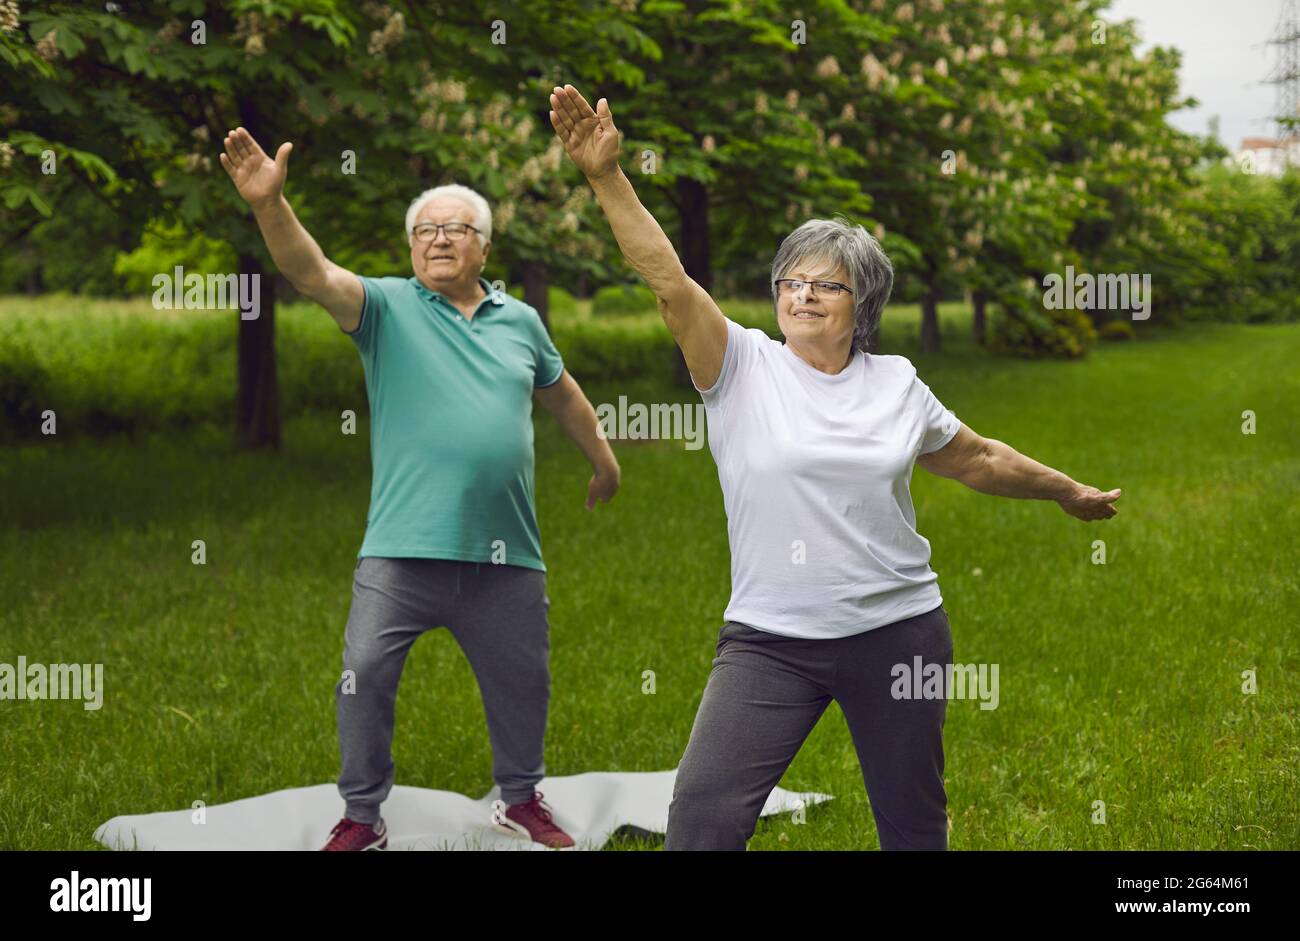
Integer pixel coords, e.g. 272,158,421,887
519,792,559,831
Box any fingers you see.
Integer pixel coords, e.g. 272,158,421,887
550,87,580,133
239,127,265,159
584,474,619,510
567,84,597,120
1093,500,1117,519
222,127,261,167
222,127,283,181
228,127,265,162
551,84,600,130
548,96,571,137
1066,498,1119,520
222,130,242,168
549,88,567,124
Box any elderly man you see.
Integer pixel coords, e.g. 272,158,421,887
219,127,619,850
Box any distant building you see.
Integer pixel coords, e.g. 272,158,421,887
1230,137,1300,176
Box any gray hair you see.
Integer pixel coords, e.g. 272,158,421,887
404,184,492,250
770,216,894,352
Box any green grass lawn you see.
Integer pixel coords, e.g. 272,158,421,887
1,297,1297,850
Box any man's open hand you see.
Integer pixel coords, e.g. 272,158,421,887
220,127,292,211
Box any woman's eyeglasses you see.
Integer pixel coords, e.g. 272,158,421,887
410,222,480,242
775,279,853,298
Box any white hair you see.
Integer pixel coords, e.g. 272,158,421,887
404,184,492,250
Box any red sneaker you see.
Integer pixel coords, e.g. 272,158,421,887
320,816,388,851
490,791,575,849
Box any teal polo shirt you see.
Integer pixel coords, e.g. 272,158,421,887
344,274,564,571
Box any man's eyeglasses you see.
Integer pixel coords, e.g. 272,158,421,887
410,222,480,242
775,278,853,298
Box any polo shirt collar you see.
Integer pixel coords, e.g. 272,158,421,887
411,276,505,306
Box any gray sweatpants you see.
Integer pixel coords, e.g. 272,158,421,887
665,604,954,851
334,557,551,823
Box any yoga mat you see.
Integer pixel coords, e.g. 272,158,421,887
94,770,833,851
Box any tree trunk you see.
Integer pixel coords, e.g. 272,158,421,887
521,258,550,333
676,176,711,292
235,251,281,450
920,279,941,354
972,288,988,346
235,97,281,450
673,175,712,385
274,272,300,306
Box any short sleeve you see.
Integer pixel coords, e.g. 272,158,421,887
692,316,757,402
529,308,564,388
346,275,387,354
915,375,960,455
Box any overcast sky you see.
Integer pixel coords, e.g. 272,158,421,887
1103,0,1290,148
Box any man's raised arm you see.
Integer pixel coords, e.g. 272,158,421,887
219,127,363,332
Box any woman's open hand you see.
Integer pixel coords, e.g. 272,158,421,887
549,84,621,180
1058,484,1122,521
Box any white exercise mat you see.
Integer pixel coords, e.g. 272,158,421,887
94,770,833,851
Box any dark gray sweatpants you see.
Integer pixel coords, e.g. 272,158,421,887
664,604,954,851
334,557,551,823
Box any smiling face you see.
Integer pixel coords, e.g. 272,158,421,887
775,258,857,353
409,196,490,295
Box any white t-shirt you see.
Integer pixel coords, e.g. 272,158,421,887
693,316,961,640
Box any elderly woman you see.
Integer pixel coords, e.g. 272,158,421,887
549,86,1121,851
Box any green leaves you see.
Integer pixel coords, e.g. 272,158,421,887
2,0,1289,336
299,12,357,47
1,183,52,217
30,83,80,116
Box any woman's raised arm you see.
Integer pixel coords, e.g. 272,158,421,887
549,84,727,389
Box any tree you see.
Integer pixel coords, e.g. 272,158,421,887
6,0,638,446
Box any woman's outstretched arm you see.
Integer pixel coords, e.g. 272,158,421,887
549,84,727,389
919,423,1122,521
